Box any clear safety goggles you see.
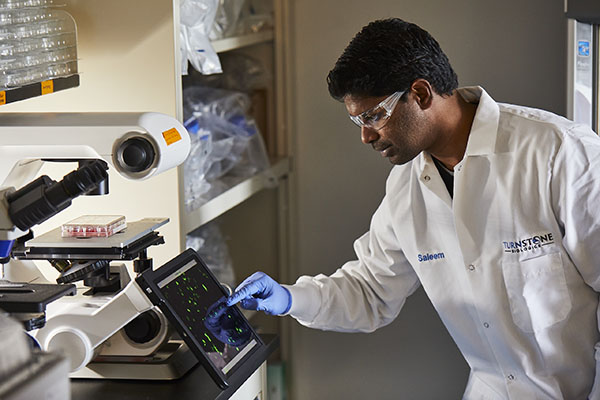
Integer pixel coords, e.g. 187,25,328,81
349,90,405,130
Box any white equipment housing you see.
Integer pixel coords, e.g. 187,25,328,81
0,112,192,378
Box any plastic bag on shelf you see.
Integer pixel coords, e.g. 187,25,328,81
182,52,270,93
184,84,250,121
186,221,235,288
209,0,273,39
209,0,245,40
180,0,222,75
183,86,272,211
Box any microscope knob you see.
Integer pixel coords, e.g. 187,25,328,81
56,260,109,284
124,310,162,344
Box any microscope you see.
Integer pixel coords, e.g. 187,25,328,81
0,112,194,381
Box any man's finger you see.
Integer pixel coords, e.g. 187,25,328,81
227,279,264,306
240,297,260,310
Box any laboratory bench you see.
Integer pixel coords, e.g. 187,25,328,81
71,334,279,400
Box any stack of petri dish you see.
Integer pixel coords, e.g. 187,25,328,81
0,0,77,89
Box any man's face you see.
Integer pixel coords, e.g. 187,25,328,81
344,92,434,165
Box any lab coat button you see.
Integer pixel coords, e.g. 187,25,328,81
483,322,490,328
423,175,431,182
507,374,515,381
468,264,475,271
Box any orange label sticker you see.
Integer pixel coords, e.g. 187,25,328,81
162,127,182,146
0,91,5,105
41,80,54,95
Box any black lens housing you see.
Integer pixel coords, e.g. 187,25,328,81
117,137,156,173
6,160,109,231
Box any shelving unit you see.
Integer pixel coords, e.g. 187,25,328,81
211,30,274,54
183,6,294,391
183,157,289,234
183,25,290,236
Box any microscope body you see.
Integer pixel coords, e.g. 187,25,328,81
0,112,191,377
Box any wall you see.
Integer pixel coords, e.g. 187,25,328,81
288,1,567,399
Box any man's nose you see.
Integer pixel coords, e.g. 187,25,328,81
361,126,379,144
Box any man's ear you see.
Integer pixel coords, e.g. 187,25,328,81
410,79,434,110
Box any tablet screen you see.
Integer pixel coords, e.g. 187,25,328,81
155,254,259,375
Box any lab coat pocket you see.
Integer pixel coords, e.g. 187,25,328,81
502,252,571,333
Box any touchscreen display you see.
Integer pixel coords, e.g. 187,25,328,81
157,258,258,374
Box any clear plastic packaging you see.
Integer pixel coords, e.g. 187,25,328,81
179,0,222,75
61,215,127,238
182,86,272,211
209,0,245,40
182,52,270,93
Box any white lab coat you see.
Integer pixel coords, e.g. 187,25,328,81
285,87,600,399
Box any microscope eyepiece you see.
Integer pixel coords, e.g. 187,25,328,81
60,160,109,197
6,160,109,231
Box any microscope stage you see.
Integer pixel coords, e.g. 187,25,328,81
27,218,168,248
14,218,169,260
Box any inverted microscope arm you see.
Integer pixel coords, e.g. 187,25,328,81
32,278,154,372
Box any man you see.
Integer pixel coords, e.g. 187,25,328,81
227,18,600,399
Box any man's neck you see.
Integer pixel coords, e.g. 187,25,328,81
429,91,477,171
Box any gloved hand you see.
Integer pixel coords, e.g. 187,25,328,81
226,272,292,316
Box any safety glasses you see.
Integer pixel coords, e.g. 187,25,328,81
349,90,405,130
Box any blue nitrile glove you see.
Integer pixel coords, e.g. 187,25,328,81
226,272,292,316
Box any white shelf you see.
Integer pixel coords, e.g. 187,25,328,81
211,30,274,53
183,157,290,234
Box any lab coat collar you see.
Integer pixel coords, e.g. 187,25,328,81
416,86,499,173
459,86,500,156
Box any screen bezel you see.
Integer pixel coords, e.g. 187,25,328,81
136,248,264,389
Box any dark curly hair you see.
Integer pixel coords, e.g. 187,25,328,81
327,18,458,101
